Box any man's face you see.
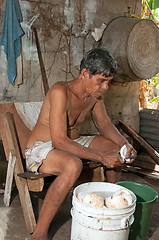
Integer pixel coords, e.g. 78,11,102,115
86,72,113,98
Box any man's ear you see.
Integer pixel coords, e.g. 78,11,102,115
81,68,89,78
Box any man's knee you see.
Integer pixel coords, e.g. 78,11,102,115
64,156,83,178
90,135,120,152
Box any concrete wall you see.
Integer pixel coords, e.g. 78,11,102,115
0,0,141,132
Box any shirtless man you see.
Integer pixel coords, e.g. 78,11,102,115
25,48,136,240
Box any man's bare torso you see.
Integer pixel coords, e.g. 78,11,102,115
26,81,98,149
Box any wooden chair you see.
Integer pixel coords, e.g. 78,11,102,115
0,103,53,233
0,103,104,234
1,110,37,233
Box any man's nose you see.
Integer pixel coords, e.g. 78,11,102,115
102,82,109,90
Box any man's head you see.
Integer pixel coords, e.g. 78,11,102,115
80,48,118,78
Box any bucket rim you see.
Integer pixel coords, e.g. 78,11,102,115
73,182,137,211
116,181,158,203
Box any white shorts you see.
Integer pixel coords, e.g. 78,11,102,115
25,136,95,173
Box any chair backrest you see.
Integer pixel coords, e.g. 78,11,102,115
14,102,43,130
1,107,47,192
0,103,31,159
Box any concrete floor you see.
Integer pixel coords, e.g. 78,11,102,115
0,169,159,240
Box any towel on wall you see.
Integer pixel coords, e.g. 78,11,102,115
0,0,24,85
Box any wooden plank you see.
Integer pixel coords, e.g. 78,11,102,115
18,171,53,180
18,172,52,192
123,165,159,180
131,154,159,173
4,112,36,233
27,178,44,192
119,120,159,165
3,150,16,207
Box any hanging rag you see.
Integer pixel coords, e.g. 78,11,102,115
0,0,24,85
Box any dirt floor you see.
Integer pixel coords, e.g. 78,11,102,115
0,140,159,240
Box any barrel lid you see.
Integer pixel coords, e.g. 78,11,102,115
127,19,159,79
100,16,159,82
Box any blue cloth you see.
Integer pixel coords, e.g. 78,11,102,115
0,0,24,84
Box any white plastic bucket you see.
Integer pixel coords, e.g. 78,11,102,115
71,182,136,240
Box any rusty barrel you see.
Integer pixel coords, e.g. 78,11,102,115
100,16,159,82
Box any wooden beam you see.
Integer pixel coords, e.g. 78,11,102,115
4,112,36,233
119,120,159,165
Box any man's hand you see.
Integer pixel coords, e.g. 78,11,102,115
99,151,123,169
120,143,137,163
99,143,137,169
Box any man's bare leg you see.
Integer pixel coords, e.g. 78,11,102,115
89,135,122,183
30,149,83,240
105,167,122,183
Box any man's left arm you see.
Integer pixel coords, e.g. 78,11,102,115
92,98,137,162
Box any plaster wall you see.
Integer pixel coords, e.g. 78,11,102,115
0,0,141,132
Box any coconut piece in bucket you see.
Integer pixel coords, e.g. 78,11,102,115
77,192,104,208
105,189,132,208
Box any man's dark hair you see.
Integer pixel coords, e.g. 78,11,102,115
80,48,118,77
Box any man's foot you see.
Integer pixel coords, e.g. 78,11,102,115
29,233,47,240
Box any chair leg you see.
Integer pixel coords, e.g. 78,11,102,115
14,164,36,233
